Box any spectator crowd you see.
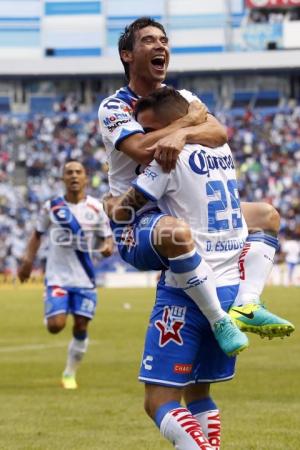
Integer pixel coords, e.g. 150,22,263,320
0,97,299,278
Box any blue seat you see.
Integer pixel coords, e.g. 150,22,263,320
29,96,55,114
232,91,255,108
0,96,10,113
254,90,280,108
197,92,216,112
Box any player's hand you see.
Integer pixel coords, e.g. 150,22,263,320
103,194,115,218
18,259,33,283
148,130,186,172
185,101,208,126
100,237,114,257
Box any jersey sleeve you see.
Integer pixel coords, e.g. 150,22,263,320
132,161,171,202
98,98,145,152
36,200,51,234
178,89,202,104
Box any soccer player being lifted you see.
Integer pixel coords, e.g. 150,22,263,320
98,16,294,343
18,160,114,389
105,86,294,450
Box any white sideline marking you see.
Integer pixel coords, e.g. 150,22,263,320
0,341,98,353
0,343,67,353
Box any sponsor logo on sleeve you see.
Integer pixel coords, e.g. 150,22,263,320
143,167,158,181
102,113,131,132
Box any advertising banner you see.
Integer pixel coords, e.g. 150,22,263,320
242,23,283,49
246,0,300,8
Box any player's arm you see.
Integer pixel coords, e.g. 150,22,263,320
105,188,148,223
150,114,227,171
98,236,114,257
96,202,115,256
180,113,228,147
178,89,228,147
118,101,207,167
105,161,169,221
18,230,42,282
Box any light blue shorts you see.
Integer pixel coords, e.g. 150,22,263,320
110,208,169,271
44,285,97,320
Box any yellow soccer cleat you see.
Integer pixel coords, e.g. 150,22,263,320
61,374,78,390
229,303,295,339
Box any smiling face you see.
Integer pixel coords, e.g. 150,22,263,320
63,161,87,197
121,25,170,90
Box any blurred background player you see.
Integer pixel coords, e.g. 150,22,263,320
18,160,113,389
99,16,293,339
281,232,300,285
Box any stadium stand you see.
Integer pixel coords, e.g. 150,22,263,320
254,90,281,108
232,91,255,109
29,96,56,115
196,92,217,113
0,96,11,113
0,0,299,280
0,91,299,279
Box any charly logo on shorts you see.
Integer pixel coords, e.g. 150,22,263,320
155,306,186,347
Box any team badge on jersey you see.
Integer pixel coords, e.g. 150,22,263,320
120,225,136,250
155,306,186,347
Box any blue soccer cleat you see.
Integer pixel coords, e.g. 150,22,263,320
229,303,295,339
213,315,249,357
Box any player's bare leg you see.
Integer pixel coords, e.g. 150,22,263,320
61,315,90,389
144,383,214,449
230,202,295,338
47,313,67,334
152,215,248,356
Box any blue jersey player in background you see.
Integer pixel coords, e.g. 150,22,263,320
18,160,114,389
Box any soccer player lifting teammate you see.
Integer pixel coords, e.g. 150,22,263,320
18,160,113,389
106,86,295,450
98,16,294,344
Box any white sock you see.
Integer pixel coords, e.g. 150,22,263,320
160,407,213,450
188,397,221,450
234,233,279,306
194,410,221,450
63,337,89,377
169,249,226,327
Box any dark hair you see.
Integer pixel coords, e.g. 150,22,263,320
135,87,189,123
118,17,167,81
63,159,86,174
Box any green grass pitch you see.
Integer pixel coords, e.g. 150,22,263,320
0,285,299,449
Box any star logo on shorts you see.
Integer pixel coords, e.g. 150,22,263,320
155,306,186,347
